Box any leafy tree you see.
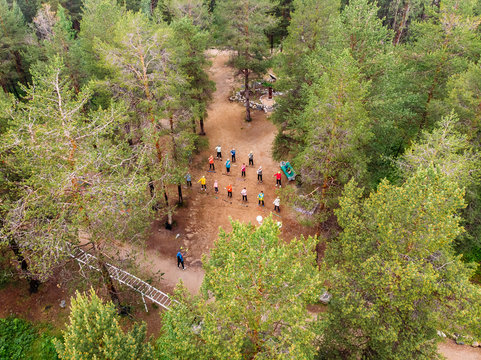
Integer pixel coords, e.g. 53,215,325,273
319,168,481,359
214,0,277,121
96,10,188,227
162,0,211,28
444,62,481,145
406,0,481,130
170,17,215,135
272,0,340,158
376,0,430,45
55,289,153,360
158,216,321,359
0,0,36,94
340,0,392,80
76,0,124,87
293,50,371,222
0,58,152,301
398,112,481,187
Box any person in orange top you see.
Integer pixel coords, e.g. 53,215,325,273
209,155,215,171
225,184,233,198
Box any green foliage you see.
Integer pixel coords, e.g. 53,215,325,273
0,0,36,93
0,57,152,281
55,289,153,360
0,317,59,360
158,216,321,359
271,0,340,158
293,50,371,221
320,168,481,359
0,317,35,359
398,112,481,187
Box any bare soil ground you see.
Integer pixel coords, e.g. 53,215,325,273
0,50,479,359
140,49,315,296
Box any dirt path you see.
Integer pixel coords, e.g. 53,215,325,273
121,50,310,296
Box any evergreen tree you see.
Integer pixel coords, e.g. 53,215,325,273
214,0,277,121
0,0,36,94
158,217,321,359
0,58,152,300
293,50,371,222
170,17,215,135
55,289,153,360
319,168,481,359
272,0,340,158
406,0,481,130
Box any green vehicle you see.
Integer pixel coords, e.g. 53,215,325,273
280,161,299,182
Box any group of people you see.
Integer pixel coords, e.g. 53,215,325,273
177,147,283,270
185,146,283,213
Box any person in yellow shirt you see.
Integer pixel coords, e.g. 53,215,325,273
197,176,207,191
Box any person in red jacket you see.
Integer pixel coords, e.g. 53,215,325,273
274,171,282,187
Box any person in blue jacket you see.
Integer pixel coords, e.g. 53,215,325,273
230,148,236,162
177,250,185,270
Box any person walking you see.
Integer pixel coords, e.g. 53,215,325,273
226,159,231,174
258,191,265,206
214,180,219,194
274,171,282,187
241,187,247,202
215,145,222,159
197,175,207,191
231,148,236,162
241,163,246,177
248,150,254,166
226,184,233,198
257,166,263,183
185,173,192,187
177,250,185,270
209,155,215,170
273,197,280,212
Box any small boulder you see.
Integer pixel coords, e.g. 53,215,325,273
60,300,66,308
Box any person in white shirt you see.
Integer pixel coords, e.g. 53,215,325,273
273,197,280,212
215,145,222,159
241,187,247,202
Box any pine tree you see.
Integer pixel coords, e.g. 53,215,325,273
0,58,152,300
55,289,153,360
319,168,481,359
158,216,321,359
0,0,35,94
214,0,277,121
293,50,371,222
272,0,340,158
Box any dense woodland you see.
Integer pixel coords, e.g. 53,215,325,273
1,0,481,358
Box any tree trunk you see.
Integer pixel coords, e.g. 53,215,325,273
164,187,173,229
178,184,183,204
244,69,251,122
199,115,206,135
8,237,40,294
169,116,177,160
92,243,121,311
192,117,197,134
393,1,411,46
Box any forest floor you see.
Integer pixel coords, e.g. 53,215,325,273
0,50,480,359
